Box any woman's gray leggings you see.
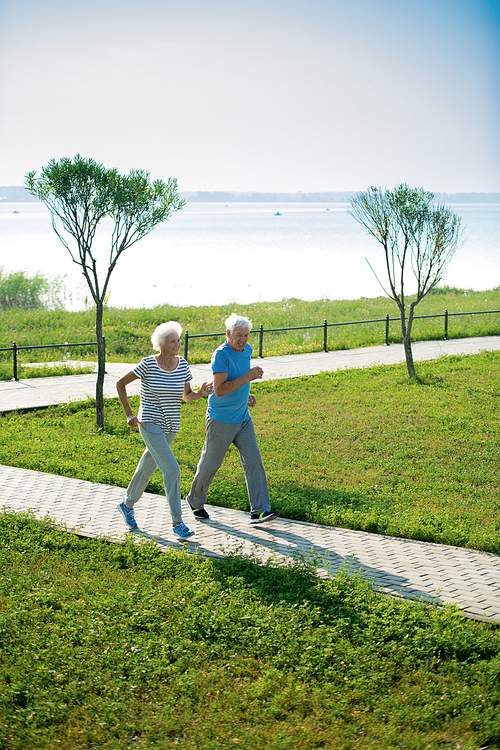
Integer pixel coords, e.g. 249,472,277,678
124,422,182,525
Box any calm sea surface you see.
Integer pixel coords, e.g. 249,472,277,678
0,201,499,309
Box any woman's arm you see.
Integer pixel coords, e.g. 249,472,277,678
116,370,140,427
182,381,213,402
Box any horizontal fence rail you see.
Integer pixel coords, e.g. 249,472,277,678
1,340,102,381
183,309,500,360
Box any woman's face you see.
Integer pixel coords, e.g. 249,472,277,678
161,333,181,357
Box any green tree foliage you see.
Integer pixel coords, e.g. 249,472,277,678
25,155,185,427
350,184,464,378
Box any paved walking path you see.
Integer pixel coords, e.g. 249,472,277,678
2,335,500,413
1,336,500,622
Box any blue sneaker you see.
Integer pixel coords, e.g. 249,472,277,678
173,521,195,539
117,501,138,529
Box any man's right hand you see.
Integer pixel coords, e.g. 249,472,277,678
248,366,264,381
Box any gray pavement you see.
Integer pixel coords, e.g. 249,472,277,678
1,335,500,622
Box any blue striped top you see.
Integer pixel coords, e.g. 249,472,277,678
133,355,192,433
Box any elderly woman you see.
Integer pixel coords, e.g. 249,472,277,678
116,321,212,539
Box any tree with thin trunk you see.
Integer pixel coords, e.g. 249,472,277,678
350,184,464,379
26,154,185,426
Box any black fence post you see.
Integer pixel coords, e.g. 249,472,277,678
259,324,264,358
385,314,390,346
444,309,449,340
184,331,189,361
12,342,18,381
323,320,328,352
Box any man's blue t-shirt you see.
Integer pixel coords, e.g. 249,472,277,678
207,341,252,423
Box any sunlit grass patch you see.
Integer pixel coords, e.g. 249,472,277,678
0,361,94,381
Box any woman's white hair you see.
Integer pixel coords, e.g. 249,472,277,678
225,313,252,333
151,321,183,351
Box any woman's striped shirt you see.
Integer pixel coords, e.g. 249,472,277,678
133,355,192,433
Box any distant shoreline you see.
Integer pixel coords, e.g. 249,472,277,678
1,186,500,204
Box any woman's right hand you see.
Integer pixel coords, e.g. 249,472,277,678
127,414,140,428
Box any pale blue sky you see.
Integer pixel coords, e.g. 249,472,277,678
1,0,499,192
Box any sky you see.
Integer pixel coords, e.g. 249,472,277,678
1,0,499,194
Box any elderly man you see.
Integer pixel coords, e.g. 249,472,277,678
186,313,277,524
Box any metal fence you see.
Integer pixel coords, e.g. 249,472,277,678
1,340,102,381
2,307,499,380
183,308,500,360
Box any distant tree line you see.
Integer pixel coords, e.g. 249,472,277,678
178,191,500,203
2,186,500,203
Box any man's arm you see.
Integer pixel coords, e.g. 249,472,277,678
213,366,264,397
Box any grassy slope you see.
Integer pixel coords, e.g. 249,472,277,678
1,350,499,553
1,287,499,366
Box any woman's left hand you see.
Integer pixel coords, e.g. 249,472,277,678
200,381,213,397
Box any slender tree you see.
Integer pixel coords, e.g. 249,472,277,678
26,155,185,426
350,184,464,379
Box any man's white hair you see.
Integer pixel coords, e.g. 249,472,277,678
151,321,183,351
225,313,252,334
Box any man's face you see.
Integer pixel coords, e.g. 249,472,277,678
227,326,250,353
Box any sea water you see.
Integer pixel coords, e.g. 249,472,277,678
0,201,498,309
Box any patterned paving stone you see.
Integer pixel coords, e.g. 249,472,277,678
1,464,499,622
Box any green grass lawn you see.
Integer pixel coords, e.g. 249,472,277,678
1,350,499,553
0,362,94,381
1,303,500,748
1,287,499,369
0,509,499,750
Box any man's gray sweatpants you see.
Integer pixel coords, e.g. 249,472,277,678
186,416,270,515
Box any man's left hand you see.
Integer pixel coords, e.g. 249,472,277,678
248,395,257,407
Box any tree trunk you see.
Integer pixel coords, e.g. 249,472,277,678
95,299,105,429
403,333,416,379
398,304,416,379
